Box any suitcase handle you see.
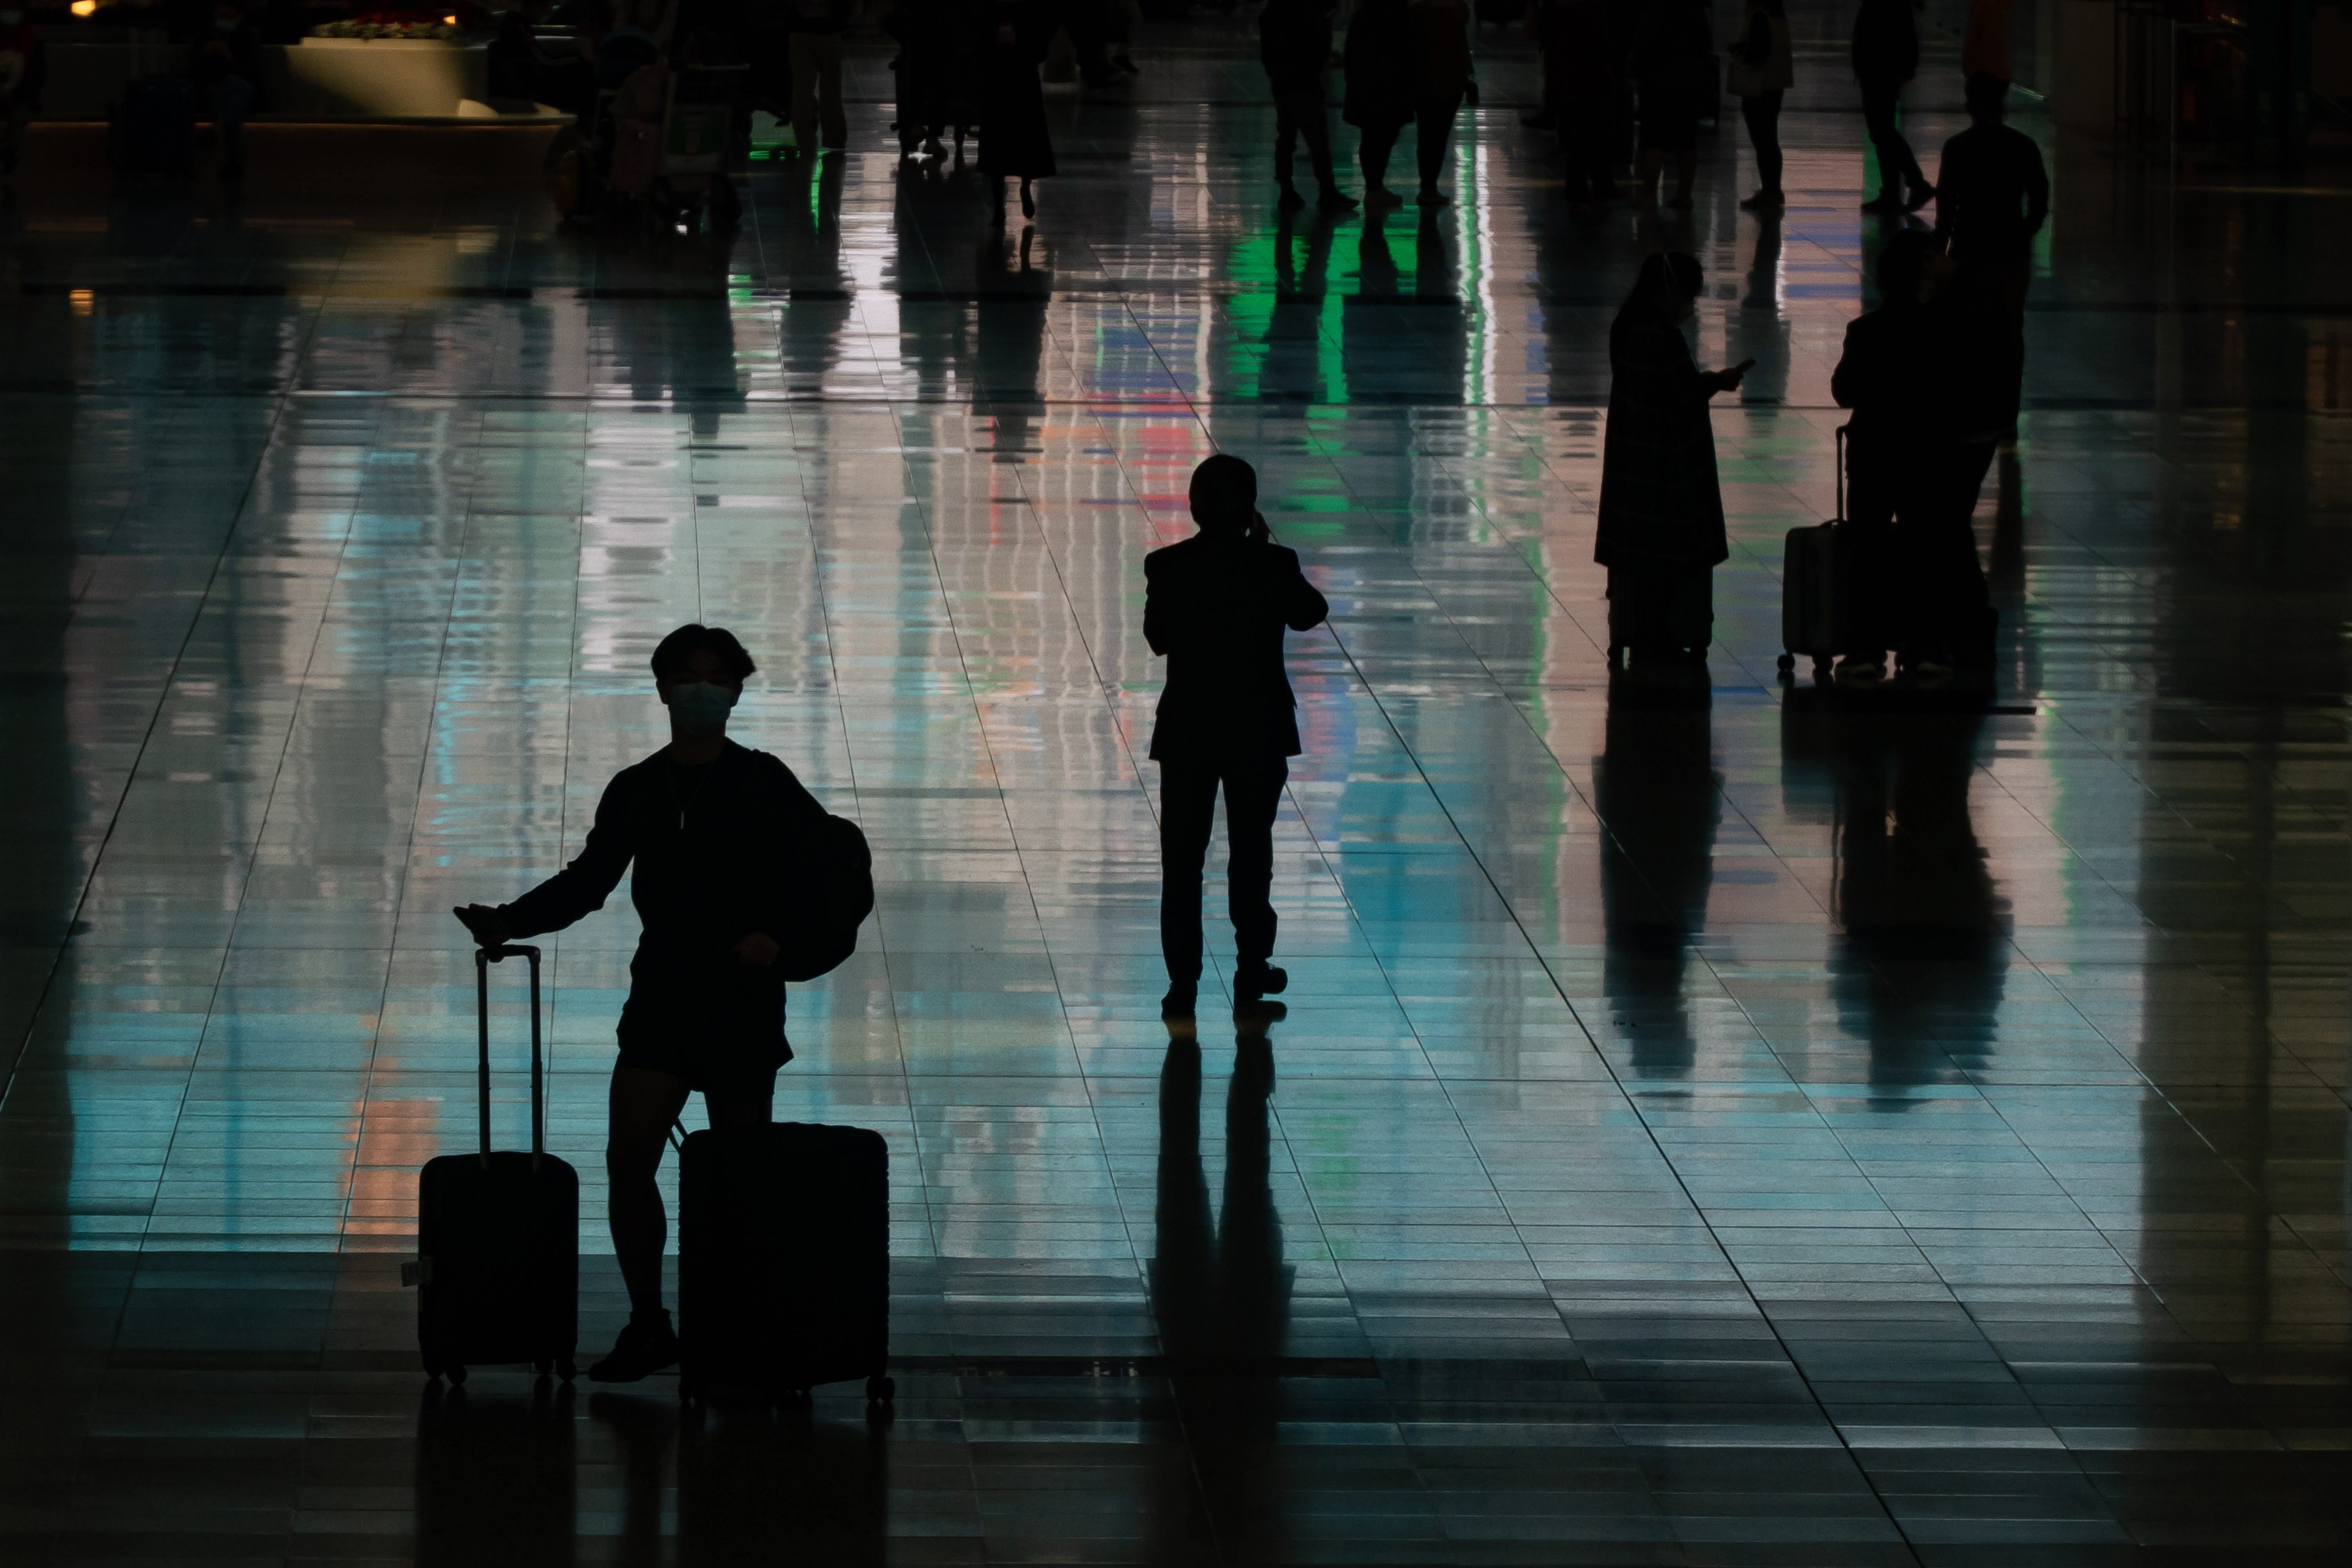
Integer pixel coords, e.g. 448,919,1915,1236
474,944,545,1169
1835,423,1849,525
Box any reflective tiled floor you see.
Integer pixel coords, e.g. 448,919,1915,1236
3,10,2350,1564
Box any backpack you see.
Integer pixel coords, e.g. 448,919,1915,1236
774,813,874,982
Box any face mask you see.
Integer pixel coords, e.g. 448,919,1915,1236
665,681,737,737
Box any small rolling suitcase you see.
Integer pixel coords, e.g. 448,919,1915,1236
109,76,199,175
677,1121,892,1405
1779,424,1851,678
411,944,579,1384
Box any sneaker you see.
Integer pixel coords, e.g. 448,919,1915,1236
590,1310,679,1383
1903,181,1936,212
1317,189,1360,211
1362,185,1404,208
1234,964,1288,1003
1276,187,1306,212
1161,983,1197,1020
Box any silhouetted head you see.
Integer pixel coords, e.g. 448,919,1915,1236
1875,228,1952,304
650,623,755,738
1189,454,1265,543
1965,71,2009,122
1632,251,1703,324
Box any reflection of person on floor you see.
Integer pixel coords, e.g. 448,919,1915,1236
1150,1011,1290,1553
453,625,830,1384
1145,456,1330,1018
1831,229,2009,681
0,5,48,179
1595,252,1748,668
1595,689,1718,1080
190,2,264,184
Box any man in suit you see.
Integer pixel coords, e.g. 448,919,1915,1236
1144,456,1330,1018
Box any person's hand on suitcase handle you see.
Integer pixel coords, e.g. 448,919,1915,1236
454,903,514,948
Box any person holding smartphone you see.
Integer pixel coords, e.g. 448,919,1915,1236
1594,252,1751,667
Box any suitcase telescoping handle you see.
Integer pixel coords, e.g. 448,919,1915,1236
474,944,545,1170
1835,423,1849,525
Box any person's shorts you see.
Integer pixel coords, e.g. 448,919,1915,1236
615,1033,790,1100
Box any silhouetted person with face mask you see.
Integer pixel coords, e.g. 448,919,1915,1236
454,624,829,1384
1145,455,1330,1018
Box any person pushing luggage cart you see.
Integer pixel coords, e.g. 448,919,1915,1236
454,622,871,1383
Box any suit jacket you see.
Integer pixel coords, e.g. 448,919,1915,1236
1144,534,1330,761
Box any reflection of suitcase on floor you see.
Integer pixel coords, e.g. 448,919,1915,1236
412,945,579,1384
677,1122,893,1405
109,76,198,174
1779,424,1851,676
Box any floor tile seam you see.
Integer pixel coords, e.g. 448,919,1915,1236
798,431,940,1281
25,337,328,1284
880,451,1133,1270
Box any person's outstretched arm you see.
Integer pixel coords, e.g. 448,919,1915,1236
490,775,640,940
1281,548,1330,632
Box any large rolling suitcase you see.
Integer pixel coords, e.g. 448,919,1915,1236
677,1121,893,1406
1779,424,1851,678
109,76,199,176
412,944,579,1384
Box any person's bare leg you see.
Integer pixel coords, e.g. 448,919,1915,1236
592,1065,691,1381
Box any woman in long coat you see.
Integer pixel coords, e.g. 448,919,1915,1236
1341,0,1417,206
977,0,1057,221
1594,252,1749,667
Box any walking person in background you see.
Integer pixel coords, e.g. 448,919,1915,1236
0,1,48,178
1630,0,1708,209
1595,253,1750,667
785,0,851,156
889,0,959,157
1408,0,1473,207
1728,0,1793,210
979,0,1057,221
1539,0,1617,204
1145,456,1330,1020
1853,0,1933,211
1341,0,1417,207
1261,0,1356,211
191,0,264,184
452,625,829,1383
1934,72,2048,381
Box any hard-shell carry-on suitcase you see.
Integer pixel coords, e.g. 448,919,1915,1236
1779,424,1851,678
410,944,579,1385
109,76,198,175
677,1120,893,1406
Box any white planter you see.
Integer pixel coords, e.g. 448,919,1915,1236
270,36,489,118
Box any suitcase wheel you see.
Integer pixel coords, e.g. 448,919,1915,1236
534,1359,552,1376
1776,653,1796,672
557,1357,578,1382
866,1375,895,1404
423,1360,443,1382
446,1364,468,1386
679,1376,702,1403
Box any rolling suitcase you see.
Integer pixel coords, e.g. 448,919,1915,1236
109,76,199,175
1779,424,1851,678
677,1121,893,1406
411,944,579,1384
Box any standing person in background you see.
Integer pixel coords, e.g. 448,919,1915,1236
1535,0,1616,203
1145,456,1330,1020
1727,0,1793,211
978,0,1056,221
1962,0,2013,87
890,0,959,157
1933,72,2047,408
1342,0,1417,207
0,2,48,178
785,0,851,156
1261,0,1356,211
1630,0,1708,209
191,0,265,184
1595,252,1749,667
1854,0,1933,212
1408,0,1472,207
